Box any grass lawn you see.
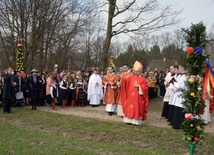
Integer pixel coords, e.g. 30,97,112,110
0,101,214,155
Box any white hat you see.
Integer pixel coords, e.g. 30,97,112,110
31,68,38,73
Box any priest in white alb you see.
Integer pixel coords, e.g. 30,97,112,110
87,68,103,107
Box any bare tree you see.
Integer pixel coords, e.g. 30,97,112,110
77,1,103,71
159,32,173,49
91,35,105,69
0,0,97,72
150,29,184,52
150,35,160,48
101,0,181,69
124,35,150,52
172,29,185,50
208,23,214,40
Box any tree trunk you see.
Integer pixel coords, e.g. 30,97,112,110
101,0,116,70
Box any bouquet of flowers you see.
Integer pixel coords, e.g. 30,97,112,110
53,98,58,104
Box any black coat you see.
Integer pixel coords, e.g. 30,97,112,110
26,75,42,100
14,76,25,93
2,73,14,99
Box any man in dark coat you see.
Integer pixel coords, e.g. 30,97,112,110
2,67,15,113
26,69,42,110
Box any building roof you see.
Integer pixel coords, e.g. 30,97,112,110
146,59,178,72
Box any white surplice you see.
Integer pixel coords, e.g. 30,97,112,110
87,73,103,105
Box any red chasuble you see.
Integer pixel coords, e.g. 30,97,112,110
121,75,149,120
116,72,134,105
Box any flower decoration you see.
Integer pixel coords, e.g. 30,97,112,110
187,75,203,84
53,98,58,104
198,77,202,84
196,126,200,130
181,113,206,144
194,137,199,141
188,76,195,83
195,76,199,83
187,47,194,55
188,36,195,41
185,113,192,119
18,43,23,47
190,92,195,97
194,46,203,55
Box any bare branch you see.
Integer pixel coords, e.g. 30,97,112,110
113,0,136,17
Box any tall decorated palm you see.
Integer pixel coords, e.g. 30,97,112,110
16,43,24,72
180,22,209,155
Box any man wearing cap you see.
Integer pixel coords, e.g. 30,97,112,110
26,69,42,110
120,61,148,125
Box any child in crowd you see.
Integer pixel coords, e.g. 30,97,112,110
69,77,76,107
83,78,88,106
59,75,68,108
50,79,59,110
76,77,86,107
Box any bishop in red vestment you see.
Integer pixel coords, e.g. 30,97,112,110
121,61,148,125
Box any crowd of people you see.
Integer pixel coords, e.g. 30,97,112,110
0,62,211,127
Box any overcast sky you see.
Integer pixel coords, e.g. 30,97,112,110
159,0,214,31
101,0,214,42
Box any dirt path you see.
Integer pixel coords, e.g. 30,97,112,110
31,99,214,133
